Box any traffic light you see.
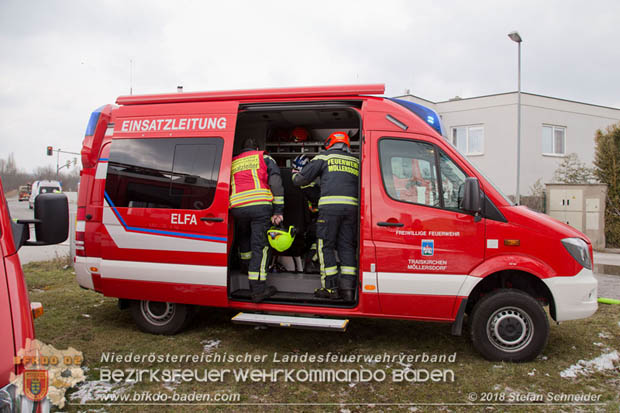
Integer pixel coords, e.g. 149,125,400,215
46,146,53,156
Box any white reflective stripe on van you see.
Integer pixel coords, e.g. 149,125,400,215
377,273,468,296
95,161,108,179
76,220,86,232
100,259,226,286
105,124,114,137
362,271,378,293
103,206,226,254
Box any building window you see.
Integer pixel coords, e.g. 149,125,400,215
451,125,484,155
542,125,565,155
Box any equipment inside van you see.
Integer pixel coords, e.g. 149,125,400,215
74,84,598,361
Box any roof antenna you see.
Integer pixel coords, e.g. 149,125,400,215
177,86,183,93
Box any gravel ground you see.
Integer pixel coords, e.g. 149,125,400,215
595,273,620,300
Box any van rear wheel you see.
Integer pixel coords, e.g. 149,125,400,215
130,300,190,335
470,289,549,362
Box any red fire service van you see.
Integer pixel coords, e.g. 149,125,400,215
1,178,68,412
75,84,597,361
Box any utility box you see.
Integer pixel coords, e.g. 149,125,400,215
546,183,607,250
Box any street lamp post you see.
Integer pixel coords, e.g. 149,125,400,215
508,31,522,205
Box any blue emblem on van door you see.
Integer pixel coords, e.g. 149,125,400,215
421,240,434,256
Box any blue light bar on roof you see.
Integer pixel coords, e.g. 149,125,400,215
390,98,444,136
84,105,106,136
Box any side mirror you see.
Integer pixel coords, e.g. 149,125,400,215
461,177,482,214
11,220,29,251
16,193,69,248
34,193,69,245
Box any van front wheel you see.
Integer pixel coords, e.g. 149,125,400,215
470,289,549,362
130,300,190,335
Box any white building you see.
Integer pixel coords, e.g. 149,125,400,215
395,92,620,199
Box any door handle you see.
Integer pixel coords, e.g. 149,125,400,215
201,217,224,222
377,221,404,227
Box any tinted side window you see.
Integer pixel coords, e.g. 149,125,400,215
105,138,223,210
379,139,439,207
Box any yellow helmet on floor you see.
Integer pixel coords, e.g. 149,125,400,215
267,226,296,252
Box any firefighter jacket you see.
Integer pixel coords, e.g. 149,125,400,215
229,149,284,214
292,148,359,211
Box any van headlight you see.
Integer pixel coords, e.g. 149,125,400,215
561,238,592,270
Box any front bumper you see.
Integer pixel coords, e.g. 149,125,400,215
542,268,598,322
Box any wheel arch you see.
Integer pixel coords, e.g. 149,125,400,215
465,270,557,321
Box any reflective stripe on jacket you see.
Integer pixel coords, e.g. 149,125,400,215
230,150,273,208
292,148,359,209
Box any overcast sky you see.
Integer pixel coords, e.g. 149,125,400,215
1,0,619,173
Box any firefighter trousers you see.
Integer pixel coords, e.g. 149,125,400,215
231,204,273,292
316,208,358,290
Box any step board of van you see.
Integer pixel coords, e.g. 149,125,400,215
232,312,349,332
230,288,350,305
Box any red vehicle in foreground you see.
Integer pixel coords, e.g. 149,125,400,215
0,178,68,412
75,84,597,361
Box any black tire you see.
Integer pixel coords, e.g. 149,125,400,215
130,300,191,335
470,289,549,362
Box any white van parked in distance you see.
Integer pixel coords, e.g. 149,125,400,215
29,180,62,209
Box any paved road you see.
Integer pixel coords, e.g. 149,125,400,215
5,194,620,299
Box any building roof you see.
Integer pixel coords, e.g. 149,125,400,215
393,91,620,112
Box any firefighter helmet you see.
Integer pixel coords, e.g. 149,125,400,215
291,127,309,142
324,131,350,149
267,225,297,252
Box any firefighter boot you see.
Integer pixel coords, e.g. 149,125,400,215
250,281,277,303
314,287,339,299
339,275,356,303
314,274,339,299
304,244,320,274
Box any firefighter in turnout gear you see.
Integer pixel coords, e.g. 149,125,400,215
292,132,359,301
230,138,284,302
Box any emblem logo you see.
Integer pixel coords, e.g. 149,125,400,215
421,239,434,256
24,369,49,401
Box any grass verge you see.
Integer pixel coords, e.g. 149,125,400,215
23,259,620,412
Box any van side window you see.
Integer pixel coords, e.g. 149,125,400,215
105,138,223,210
438,150,468,210
379,139,439,207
